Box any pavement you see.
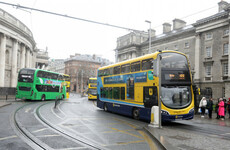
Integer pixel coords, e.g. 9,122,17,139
0,100,12,108
144,114,230,150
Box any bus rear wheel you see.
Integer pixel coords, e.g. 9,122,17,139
133,108,139,120
41,95,45,101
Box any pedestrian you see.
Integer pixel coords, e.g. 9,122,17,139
216,99,220,119
223,99,227,118
218,98,225,120
227,98,230,118
199,97,207,118
206,98,213,118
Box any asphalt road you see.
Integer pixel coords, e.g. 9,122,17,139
1,94,230,150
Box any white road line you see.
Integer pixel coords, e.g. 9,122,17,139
36,134,60,138
0,135,17,141
25,108,31,113
57,102,67,117
51,107,63,119
32,128,48,133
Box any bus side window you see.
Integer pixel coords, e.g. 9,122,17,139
131,61,140,72
121,87,125,100
121,64,130,74
114,66,120,75
113,87,120,99
142,58,153,70
143,86,158,108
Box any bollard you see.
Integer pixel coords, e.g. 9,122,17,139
6,94,8,101
149,106,159,128
54,96,58,108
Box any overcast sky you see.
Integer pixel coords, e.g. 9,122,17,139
0,0,226,62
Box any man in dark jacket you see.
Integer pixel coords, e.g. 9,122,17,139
207,98,213,118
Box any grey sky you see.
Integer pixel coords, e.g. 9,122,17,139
0,0,223,62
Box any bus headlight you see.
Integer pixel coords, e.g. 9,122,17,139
161,110,169,115
189,108,194,114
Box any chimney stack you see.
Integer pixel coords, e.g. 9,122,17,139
148,29,156,37
173,19,186,30
218,0,228,12
163,23,171,33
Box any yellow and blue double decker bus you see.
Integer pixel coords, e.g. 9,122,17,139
87,77,97,100
97,50,194,122
63,74,70,99
16,68,68,100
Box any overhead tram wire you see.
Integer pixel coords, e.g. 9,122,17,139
151,5,217,29
0,1,141,32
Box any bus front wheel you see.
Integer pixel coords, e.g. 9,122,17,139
41,95,45,101
133,108,139,120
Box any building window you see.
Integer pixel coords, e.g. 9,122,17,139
206,46,212,58
223,29,229,36
223,43,229,55
205,33,212,40
205,65,211,76
223,63,228,76
185,42,189,48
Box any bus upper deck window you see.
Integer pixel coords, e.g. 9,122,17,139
142,58,153,70
131,61,140,72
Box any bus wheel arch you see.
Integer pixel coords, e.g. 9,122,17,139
132,108,140,120
41,94,45,101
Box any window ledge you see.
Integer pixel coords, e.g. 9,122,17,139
222,35,229,38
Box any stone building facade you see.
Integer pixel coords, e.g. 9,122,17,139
115,1,230,99
64,53,112,93
0,8,36,88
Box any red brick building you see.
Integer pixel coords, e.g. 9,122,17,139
64,53,112,93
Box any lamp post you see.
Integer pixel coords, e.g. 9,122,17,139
145,20,151,54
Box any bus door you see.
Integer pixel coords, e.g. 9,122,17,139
143,86,158,108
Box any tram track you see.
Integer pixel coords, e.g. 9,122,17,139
12,102,106,150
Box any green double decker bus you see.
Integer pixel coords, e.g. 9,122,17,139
16,68,67,100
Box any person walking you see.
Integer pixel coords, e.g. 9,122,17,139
199,97,207,118
207,98,213,118
218,98,225,120
216,99,220,119
227,98,230,118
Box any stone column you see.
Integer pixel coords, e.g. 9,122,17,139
194,33,201,82
20,45,25,68
0,34,6,87
25,48,30,68
11,39,18,87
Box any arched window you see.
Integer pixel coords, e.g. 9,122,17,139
5,50,10,65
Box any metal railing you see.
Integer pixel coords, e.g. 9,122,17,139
0,87,16,100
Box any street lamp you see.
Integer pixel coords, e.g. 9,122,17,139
145,20,151,54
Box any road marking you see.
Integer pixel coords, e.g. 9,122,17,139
25,108,31,113
116,140,145,145
102,129,135,134
32,128,48,133
0,135,17,141
57,103,67,117
36,134,60,138
51,107,63,119
138,130,158,150
221,132,230,135
111,128,144,139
